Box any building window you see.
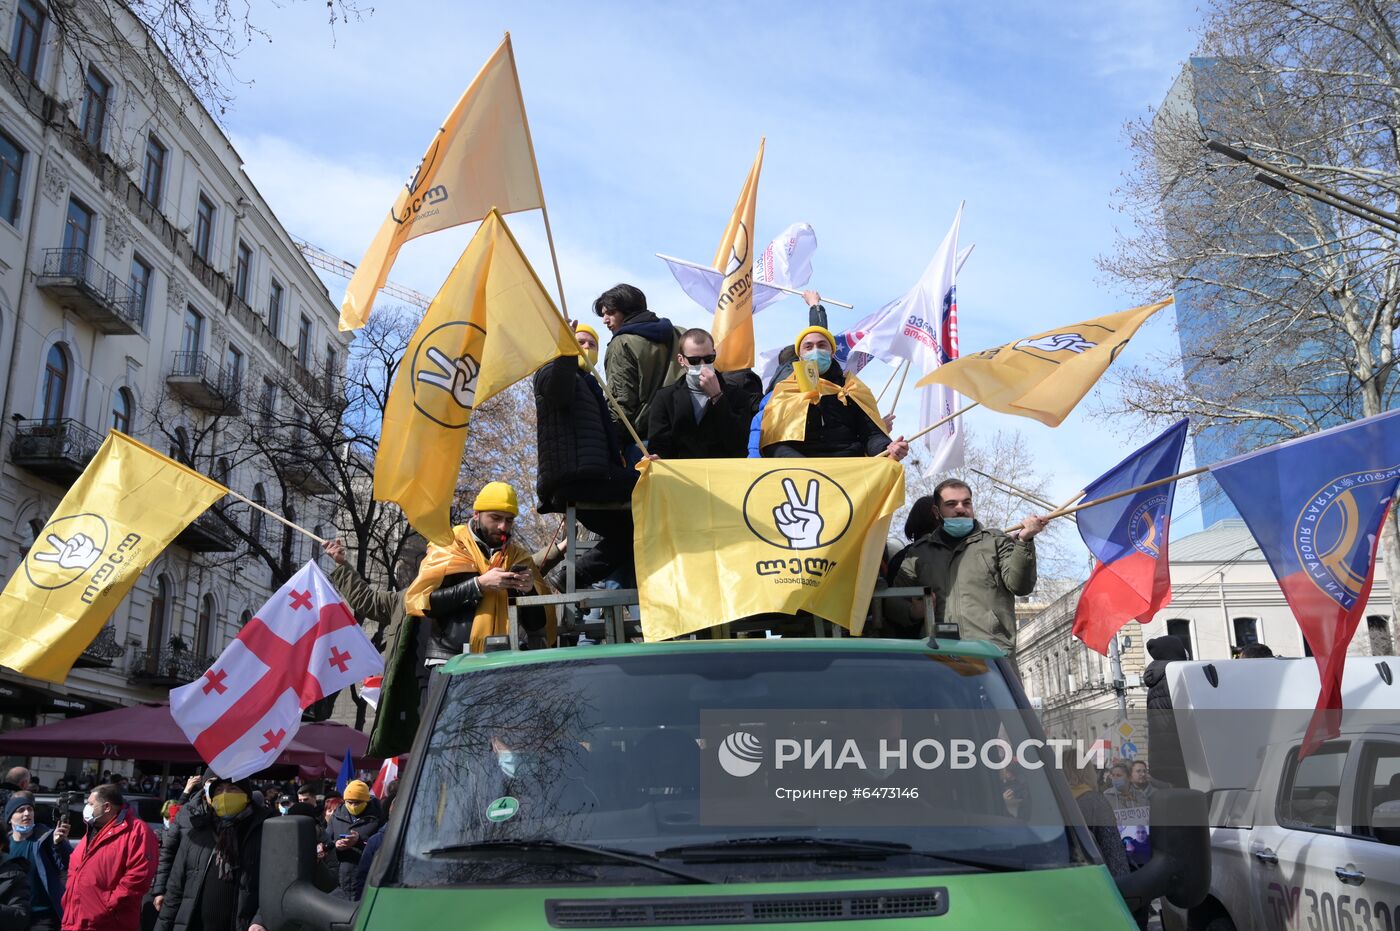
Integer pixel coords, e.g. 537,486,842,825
1233,617,1260,648
193,193,215,261
238,609,252,628
196,593,215,656
1166,619,1194,660
215,456,231,484
150,574,171,651
0,129,23,225
267,279,283,337
141,134,166,207
10,0,45,82
324,343,338,390
259,377,276,424
296,314,312,366
79,66,110,150
62,196,92,254
1368,615,1395,656
171,425,189,461
251,482,266,540
41,342,67,421
182,305,203,355
224,344,244,390
111,387,132,432
234,240,252,301
128,253,152,324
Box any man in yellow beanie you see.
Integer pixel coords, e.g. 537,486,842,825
402,483,557,664
326,778,381,899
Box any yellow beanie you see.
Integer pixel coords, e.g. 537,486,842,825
343,780,371,802
575,323,599,342
794,325,837,357
473,481,519,516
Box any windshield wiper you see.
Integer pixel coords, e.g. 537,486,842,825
422,839,714,884
653,836,1022,872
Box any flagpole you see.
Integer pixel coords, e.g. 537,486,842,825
227,490,328,545
886,362,912,416
1002,465,1210,532
891,401,981,450
971,468,1082,522
654,253,855,309
875,359,907,405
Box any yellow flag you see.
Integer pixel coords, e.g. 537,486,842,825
712,139,765,371
375,210,578,545
0,432,227,683
633,457,905,640
915,297,1172,427
339,34,545,331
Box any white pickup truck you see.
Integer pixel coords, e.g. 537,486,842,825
1162,657,1400,931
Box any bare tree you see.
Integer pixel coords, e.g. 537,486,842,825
1101,0,1400,626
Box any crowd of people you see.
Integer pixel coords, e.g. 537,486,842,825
0,765,395,931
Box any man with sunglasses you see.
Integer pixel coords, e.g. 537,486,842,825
646,329,756,459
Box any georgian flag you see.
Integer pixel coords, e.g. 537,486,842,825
359,675,383,710
170,561,383,780
372,755,402,798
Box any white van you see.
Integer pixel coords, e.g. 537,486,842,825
1162,657,1400,931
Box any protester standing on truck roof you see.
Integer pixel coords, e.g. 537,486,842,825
534,322,637,587
888,479,1045,659
758,323,909,460
646,328,758,459
592,283,683,461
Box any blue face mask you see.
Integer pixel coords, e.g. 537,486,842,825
942,517,975,538
801,349,832,375
11,822,33,836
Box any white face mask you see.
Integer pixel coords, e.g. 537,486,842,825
82,803,98,825
685,363,714,390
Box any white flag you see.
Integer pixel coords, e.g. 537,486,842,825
661,222,818,316
850,205,966,474
169,561,383,780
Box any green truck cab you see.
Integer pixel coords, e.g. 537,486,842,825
261,637,1209,930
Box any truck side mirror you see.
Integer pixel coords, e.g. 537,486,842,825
260,816,356,931
1113,788,1210,912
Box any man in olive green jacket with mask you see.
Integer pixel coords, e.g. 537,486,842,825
890,479,1047,660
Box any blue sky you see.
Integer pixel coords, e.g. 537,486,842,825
224,0,1209,534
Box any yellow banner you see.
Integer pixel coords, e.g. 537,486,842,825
0,432,227,683
340,33,545,331
634,457,905,640
915,297,1172,427
712,139,765,371
374,210,578,545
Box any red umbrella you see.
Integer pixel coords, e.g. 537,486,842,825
0,702,327,769
293,720,378,774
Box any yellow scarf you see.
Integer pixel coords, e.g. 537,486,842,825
759,370,888,450
403,524,553,653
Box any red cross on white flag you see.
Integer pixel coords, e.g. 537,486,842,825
169,560,383,780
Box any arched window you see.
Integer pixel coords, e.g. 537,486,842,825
250,483,265,540
1367,615,1393,656
1233,617,1260,648
1166,618,1194,660
149,574,171,652
196,593,215,657
215,457,231,484
238,609,252,628
41,343,68,422
111,387,132,433
171,426,189,462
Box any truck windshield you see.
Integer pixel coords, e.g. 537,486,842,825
395,649,1086,886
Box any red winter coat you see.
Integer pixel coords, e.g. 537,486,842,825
61,806,158,931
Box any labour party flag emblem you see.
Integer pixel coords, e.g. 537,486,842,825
1210,409,1400,756
170,560,383,780
1072,419,1188,654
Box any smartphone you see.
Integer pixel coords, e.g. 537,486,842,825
508,563,531,574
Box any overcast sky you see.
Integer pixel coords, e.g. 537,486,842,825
221,0,1209,536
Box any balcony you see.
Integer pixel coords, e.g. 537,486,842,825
9,419,103,483
35,249,144,334
174,510,237,553
166,351,241,413
129,647,210,687
74,624,125,669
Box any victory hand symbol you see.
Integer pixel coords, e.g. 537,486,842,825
1015,333,1096,354
773,478,824,550
33,532,100,570
417,346,479,409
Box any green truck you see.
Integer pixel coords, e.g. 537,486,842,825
261,637,1209,930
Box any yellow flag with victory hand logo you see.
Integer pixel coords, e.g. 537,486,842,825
374,210,579,546
633,457,905,640
712,139,765,372
0,431,227,683
915,297,1172,427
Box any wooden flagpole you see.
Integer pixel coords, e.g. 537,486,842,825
875,359,907,405
886,361,913,416
227,489,327,545
1002,466,1209,533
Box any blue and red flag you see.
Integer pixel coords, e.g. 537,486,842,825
1210,409,1400,756
1072,419,1189,654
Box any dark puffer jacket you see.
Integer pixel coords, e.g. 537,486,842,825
155,806,268,931
533,356,636,511
0,856,30,931
1144,635,1189,787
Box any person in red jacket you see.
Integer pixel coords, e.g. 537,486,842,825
61,784,157,931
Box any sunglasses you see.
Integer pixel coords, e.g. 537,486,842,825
683,354,717,365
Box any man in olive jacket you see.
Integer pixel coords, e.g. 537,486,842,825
592,283,683,447
890,479,1047,660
